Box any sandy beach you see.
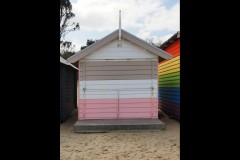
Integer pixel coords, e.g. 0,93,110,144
60,110,180,160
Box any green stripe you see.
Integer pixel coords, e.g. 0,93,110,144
158,72,180,79
158,79,180,85
159,76,180,82
159,84,180,87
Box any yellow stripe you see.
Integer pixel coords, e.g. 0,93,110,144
158,59,180,70
159,68,180,75
158,56,180,67
158,63,180,73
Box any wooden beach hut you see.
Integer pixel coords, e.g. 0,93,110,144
67,28,173,121
67,12,173,131
158,31,180,119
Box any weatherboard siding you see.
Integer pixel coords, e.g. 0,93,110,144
78,79,158,119
78,98,158,120
80,60,157,81
78,39,159,120
159,39,180,64
60,63,78,123
86,39,158,60
158,38,180,119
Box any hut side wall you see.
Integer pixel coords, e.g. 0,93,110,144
78,39,159,120
60,63,78,123
158,39,180,119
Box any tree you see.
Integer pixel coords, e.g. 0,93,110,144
60,0,80,54
81,39,98,50
145,38,162,47
60,42,76,59
61,51,76,59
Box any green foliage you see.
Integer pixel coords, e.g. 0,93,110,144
81,39,98,50
60,51,76,60
60,0,80,54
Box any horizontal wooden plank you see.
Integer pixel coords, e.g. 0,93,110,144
159,84,180,88
158,72,180,79
159,99,180,117
84,39,158,60
80,83,157,90
159,92,180,96
158,88,180,92
118,113,156,119
79,103,118,109
158,59,180,70
159,96,180,104
158,94,180,100
165,40,179,51
80,65,153,71
86,52,157,60
80,79,157,85
79,113,118,119
158,63,180,73
166,47,180,56
79,103,157,109
159,99,180,106
158,79,180,85
158,76,180,82
119,102,157,108
80,90,158,95
159,90,180,96
158,68,180,76
80,94,157,99
79,108,118,113
158,56,180,67
80,70,157,76
119,108,153,113
119,98,158,103
79,99,118,104
79,98,158,104
84,61,153,66
80,75,158,80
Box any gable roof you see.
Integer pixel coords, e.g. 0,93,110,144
60,56,78,70
160,31,180,50
67,29,173,63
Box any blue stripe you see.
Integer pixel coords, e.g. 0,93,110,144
159,91,180,96
158,88,180,92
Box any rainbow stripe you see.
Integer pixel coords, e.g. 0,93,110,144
158,55,180,119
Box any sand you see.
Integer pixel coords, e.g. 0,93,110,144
60,110,180,160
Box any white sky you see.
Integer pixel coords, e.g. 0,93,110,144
64,0,180,52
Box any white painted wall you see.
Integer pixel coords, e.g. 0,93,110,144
80,79,158,99
85,39,158,60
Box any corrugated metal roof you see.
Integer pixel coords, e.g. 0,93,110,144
67,29,173,63
160,31,180,50
60,56,78,70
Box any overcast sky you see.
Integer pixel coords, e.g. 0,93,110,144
65,0,180,52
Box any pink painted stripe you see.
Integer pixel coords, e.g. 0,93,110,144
79,98,158,104
79,103,118,109
78,98,158,120
79,108,118,113
79,113,118,119
78,113,158,119
119,98,158,103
